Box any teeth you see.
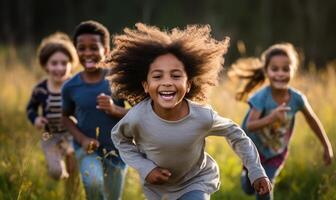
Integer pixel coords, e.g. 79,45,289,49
160,91,175,95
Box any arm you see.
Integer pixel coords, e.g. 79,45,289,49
62,112,99,152
208,112,271,194
246,103,290,132
301,102,333,165
208,111,268,184
96,93,128,118
61,84,99,152
111,118,158,181
26,88,48,129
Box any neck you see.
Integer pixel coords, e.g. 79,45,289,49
81,68,104,83
271,87,290,104
153,99,189,121
47,79,63,93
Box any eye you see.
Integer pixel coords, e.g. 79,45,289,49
77,46,85,52
172,74,182,79
61,61,68,66
283,66,290,72
90,45,99,51
50,60,58,66
152,75,161,79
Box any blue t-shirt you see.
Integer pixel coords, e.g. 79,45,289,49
62,70,124,157
242,86,306,161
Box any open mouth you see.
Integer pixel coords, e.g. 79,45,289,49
159,91,176,101
82,59,97,68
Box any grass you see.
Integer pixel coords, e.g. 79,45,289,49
0,47,335,199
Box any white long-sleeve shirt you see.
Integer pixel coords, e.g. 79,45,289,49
112,98,266,200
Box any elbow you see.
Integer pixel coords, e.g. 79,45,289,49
246,124,256,132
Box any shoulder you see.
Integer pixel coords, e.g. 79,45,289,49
249,86,270,101
188,100,214,120
247,86,270,110
122,99,149,122
32,79,48,95
62,73,82,91
289,87,307,107
289,87,305,99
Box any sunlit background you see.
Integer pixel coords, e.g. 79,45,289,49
0,1,335,199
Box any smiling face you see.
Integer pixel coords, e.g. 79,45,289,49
75,33,106,72
266,55,293,90
45,51,72,84
142,53,191,115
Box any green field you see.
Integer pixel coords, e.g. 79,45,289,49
0,47,335,200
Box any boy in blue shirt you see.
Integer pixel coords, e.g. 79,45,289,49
62,20,128,200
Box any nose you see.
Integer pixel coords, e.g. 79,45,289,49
55,62,67,70
161,77,172,87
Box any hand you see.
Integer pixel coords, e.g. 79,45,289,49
145,167,172,185
323,146,333,165
81,137,100,154
253,177,272,195
269,103,291,123
34,116,48,129
96,93,116,114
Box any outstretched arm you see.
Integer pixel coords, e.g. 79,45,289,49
208,111,269,187
301,101,333,165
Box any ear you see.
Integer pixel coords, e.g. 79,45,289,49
142,81,148,93
104,47,109,56
187,80,192,93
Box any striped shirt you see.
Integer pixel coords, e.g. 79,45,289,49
26,79,67,134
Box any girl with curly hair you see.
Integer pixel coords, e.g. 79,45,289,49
109,23,271,200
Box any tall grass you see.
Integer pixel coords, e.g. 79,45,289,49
0,47,335,200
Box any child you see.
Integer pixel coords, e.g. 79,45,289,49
109,23,271,200
230,43,334,200
61,20,128,200
26,32,78,181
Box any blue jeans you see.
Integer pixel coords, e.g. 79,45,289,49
241,163,281,200
75,147,127,200
178,190,210,200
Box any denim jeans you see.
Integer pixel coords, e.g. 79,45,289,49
75,147,127,200
178,190,210,200
241,163,282,200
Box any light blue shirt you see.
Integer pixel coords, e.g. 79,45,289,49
242,86,306,160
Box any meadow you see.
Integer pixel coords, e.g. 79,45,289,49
0,46,335,200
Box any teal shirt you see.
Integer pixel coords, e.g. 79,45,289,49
242,86,306,160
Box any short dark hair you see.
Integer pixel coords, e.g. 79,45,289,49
107,23,229,105
73,20,110,52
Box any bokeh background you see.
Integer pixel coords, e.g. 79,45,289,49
0,1,335,199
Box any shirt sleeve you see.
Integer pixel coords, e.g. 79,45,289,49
61,84,75,115
296,91,307,111
111,115,157,180
248,91,265,112
26,88,40,125
207,109,267,184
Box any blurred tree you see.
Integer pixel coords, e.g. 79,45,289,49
0,0,335,67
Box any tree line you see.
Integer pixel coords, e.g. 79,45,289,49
1,0,335,67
